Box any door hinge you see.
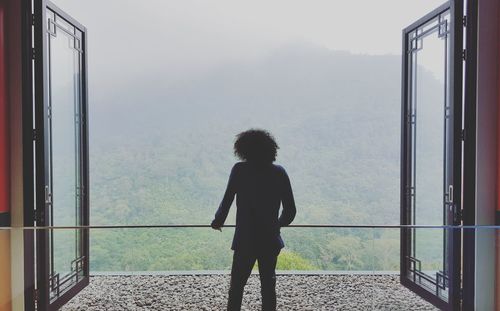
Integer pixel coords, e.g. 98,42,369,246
462,16,467,27
31,48,36,60
34,288,39,304
33,208,44,223
31,14,36,26
462,49,467,61
453,205,463,224
32,129,37,141
461,129,466,141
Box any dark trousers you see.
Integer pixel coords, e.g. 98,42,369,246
227,249,279,311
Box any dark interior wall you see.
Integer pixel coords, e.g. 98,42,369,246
4,0,23,226
3,0,25,309
475,0,500,309
496,0,500,307
0,0,9,224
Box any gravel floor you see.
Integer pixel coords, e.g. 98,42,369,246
62,275,438,311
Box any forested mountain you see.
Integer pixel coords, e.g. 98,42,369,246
87,44,443,271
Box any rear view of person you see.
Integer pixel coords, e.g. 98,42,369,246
211,129,296,311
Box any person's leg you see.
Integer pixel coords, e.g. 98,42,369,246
227,250,256,311
257,250,279,311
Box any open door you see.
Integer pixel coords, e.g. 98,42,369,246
400,1,463,310
33,1,89,310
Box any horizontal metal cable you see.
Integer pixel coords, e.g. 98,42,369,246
1,224,500,230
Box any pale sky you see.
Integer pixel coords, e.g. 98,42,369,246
52,0,446,86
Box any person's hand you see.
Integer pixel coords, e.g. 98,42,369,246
211,220,222,232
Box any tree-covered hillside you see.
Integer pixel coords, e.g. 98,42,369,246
87,45,443,271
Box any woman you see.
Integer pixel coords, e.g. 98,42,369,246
211,129,296,311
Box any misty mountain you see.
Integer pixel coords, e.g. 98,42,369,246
82,43,446,271
88,44,441,226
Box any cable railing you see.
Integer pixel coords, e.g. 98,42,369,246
1,224,497,310
2,224,500,229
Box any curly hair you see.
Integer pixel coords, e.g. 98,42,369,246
234,129,279,164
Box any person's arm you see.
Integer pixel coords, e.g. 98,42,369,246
278,168,296,227
211,164,238,229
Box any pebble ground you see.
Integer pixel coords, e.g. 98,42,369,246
62,274,439,310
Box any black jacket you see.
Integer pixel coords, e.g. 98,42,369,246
211,162,296,252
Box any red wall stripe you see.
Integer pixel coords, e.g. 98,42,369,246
0,3,8,214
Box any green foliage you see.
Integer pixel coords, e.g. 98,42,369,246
79,47,445,273
276,251,317,270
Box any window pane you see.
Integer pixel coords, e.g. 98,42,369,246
47,16,84,300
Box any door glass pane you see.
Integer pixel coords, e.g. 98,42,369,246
46,9,85,301
406,10,451,301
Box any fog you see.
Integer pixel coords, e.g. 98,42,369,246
45,0,451,271
53,0,445,89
